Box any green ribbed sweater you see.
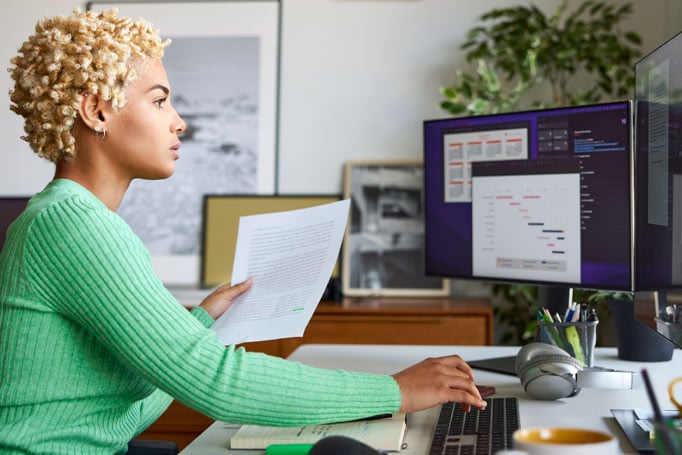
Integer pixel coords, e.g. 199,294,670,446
0,179,401,454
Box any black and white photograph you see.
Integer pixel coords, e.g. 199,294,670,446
342,160,449,297
90,1,280,284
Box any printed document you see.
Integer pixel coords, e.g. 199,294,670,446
212,199,350,344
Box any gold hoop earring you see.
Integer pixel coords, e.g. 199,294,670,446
93,126,106,140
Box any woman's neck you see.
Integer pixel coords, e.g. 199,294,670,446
54,161,129,211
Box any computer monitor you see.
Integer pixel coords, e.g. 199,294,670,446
423,101,633,293
0,197,30,254
632,31,682,348
634,31,682,291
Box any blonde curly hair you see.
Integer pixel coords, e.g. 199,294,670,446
8,8,169,162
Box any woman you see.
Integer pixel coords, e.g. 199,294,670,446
0,8,486,454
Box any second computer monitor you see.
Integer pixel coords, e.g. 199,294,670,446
423,101,632,291
634,31,682,292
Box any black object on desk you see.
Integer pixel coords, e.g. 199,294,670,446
611,408,679,454
469,356,518,376
127,439,179,455
612,409,656,453
309,435,384,455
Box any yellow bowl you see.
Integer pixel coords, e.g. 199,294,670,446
513,427,616,454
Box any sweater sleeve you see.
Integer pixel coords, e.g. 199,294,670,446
135,389,175,436
191,306,215,329
135,305,208,435
24,198,401,426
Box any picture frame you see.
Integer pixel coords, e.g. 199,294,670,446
87,1,281,285
342,160,450,297
201,194,341,288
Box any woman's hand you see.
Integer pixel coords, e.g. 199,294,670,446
198,278,254,320
391,355,487,414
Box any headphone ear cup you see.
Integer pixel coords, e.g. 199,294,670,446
516,343,583,401
515,342,573,374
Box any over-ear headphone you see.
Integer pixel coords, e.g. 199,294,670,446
515,342,584,400
515,342,642,401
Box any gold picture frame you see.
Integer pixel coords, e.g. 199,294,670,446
341,160,450,297
201,195,340,288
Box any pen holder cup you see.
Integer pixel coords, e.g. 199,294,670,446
652,421,682,454
538,320,598,368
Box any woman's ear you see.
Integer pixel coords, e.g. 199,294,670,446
78,92,107,132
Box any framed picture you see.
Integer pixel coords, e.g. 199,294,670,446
342,160,450,297
201,195,341,288
88,1,280,285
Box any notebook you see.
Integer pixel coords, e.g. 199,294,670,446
229,413,407,451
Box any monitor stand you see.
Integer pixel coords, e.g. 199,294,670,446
537,285,571,317
469,285,571,376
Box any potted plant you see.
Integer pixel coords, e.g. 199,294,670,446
440,1,641,117
440,0,642,345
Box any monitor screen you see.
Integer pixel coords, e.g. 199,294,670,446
0,197,30,254
634,31,682,291
423,101,632,291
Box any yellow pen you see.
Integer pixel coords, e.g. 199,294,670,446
565,325,586,366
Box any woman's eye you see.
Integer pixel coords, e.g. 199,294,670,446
154,98,167,109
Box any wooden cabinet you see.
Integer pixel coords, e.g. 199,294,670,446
138,296,493,449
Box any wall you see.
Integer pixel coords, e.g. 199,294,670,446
1,0,680,197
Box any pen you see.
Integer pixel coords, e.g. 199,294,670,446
538,310,566,350
336,413,393,424
580,302,588,322
542,307,554,322
641,368,664,422
587,308,598,322
565,302,575,323
571,307,581,322
641,368,677,454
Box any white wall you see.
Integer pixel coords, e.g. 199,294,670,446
1,0,680,197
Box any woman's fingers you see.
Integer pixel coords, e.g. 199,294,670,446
198,278,254,319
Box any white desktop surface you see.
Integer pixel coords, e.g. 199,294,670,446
180,344,682,454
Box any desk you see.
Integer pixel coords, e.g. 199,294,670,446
180,344,682,454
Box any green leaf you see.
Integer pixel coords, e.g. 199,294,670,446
439,101,467,116
440,87,457,99
625,31,642,45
